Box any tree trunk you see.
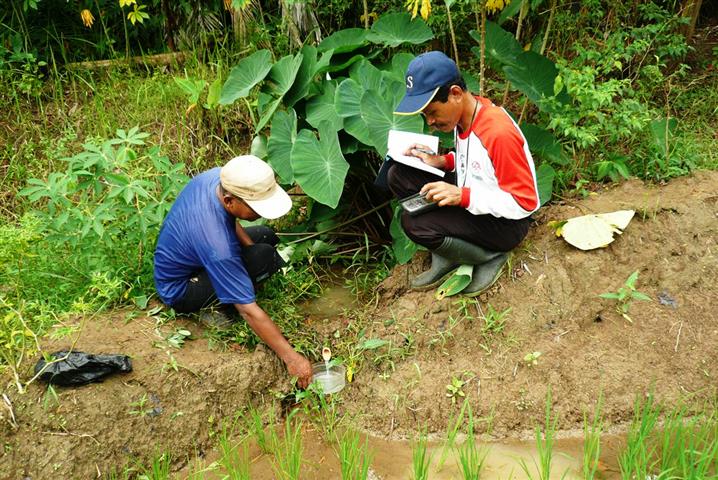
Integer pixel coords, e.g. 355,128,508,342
681,0,703,42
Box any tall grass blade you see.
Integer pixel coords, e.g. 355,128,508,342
271,410,304,480
583,393,603,480
411,425,433,480
337,429,372,480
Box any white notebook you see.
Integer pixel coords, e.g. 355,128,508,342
386,129,444,177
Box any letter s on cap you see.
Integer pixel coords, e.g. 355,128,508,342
406,76,413,89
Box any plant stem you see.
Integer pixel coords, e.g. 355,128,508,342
446,1,459,64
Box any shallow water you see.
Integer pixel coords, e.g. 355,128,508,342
300,283,357,319
180,424,624,479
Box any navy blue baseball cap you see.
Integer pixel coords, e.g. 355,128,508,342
394,51,461,116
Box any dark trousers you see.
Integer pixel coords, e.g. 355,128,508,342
170,226,284,314
387,163,529,251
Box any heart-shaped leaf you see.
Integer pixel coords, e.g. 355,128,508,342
220,50,273,105
291,124,349,208
267,109,297,184
256,53,304,132
335,78,363,118
305,80,342,131
367,12,434,47
503,51,559,106
318,28,369,53
521,124,567,166
470,22,522,68
360,90,424,156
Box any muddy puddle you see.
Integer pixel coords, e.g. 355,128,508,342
301,282,358,320
180,423,625,479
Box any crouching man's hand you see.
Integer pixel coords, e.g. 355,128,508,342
421,181,462,207
285,353,312,389
235,302,313,389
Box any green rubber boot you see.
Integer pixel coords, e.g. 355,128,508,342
411,237,501,290
411,252,459,290
462,253,509,297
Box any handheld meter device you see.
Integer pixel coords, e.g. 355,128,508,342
400,192,438,216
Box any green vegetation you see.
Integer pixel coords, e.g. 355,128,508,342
2,0,718,477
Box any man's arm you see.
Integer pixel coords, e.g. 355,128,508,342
235,301,312,388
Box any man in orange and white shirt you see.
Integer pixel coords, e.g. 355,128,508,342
390,51,539,296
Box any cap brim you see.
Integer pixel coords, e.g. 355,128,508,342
393,87,440,116
244,184,292,220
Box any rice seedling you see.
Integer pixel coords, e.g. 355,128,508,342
337,429,372,480
656,403,718,479
454,402,488,480
243,403,274,454
436,398,468,471
271,410,304,480
519,388,566,480
618,393,662,479
135,451,172,480
217,416,251,480
411,426,433,480
582,393,603,480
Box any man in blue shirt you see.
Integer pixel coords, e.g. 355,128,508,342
154,155,312,388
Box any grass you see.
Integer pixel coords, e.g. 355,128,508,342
337,429,372,480
271,410,304,480
519,388,566,480
243,404,274,454
411,426,432,480
217,416,251,480
582,394,603,480
454,403,489,480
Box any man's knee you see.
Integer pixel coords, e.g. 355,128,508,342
242,243,286,283
244,225,279,246
400,212,443,250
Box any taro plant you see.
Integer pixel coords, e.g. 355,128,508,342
216,11,556,262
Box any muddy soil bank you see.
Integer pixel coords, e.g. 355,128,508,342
1,171,717,479
343,170,718,438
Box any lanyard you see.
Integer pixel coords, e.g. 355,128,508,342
455,99,479,188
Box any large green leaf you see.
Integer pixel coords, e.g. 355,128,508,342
649,117,677,152
498,0,525,25
386,53,414,83
521,123,568,166
267,109,297,184
389,201,418,264
284,46,318,108
291,125,349,208
349,59,384,92
360,90,424,156
220,50,273,105
343,115,373,147
318,28,369,53
367,12,434,47
256,53,304,132
470,22,522,68
503,51,558,106
335,78,363,118
536,163,555,207
306,81,342,131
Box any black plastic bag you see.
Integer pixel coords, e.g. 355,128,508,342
34,351,132,386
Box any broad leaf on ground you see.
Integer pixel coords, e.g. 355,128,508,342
291,124,349,208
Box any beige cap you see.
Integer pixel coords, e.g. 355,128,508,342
220,155,292,220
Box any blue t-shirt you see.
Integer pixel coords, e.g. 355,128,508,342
153,168,255,306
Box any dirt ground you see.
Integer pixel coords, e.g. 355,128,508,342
1,171,717,479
